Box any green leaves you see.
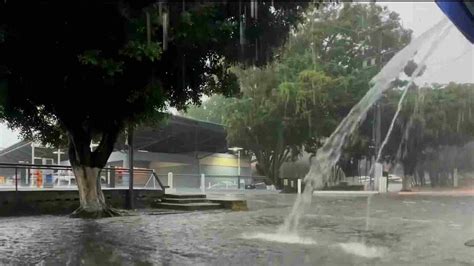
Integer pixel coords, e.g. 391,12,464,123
77,50,102,66
184,3,416,179
175,4,233,46
184,94,235,124
77,41,163,78
120,41,162,62
78,50,124,77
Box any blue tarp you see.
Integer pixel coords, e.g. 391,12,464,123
436,1,474,43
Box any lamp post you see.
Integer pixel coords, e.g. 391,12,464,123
31,142,42,163
229,147,243,189
53,149,65,165
31,142,35,165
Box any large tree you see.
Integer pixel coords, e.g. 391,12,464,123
350,82,474,187
269,3,412,177
394,83,474,187
188,3,413,185
184,94,235,125
223,66,326,185
0,1,314,217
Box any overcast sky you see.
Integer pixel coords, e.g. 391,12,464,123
1,2,473,149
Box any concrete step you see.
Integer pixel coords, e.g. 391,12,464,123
153,202,223,211
162,197,210,204
165,194,206,199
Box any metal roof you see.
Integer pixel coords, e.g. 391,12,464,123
118,115,228,154
0,140,56,164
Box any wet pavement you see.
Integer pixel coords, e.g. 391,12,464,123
0,193,472,265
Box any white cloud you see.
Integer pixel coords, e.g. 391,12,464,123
381,2,444,38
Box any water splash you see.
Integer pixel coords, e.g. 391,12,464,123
241,232,316,245
339,242,387,258
278,18,452,235
375,25,454,164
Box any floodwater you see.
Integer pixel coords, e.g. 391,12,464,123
0,193,473,265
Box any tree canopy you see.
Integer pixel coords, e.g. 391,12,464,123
377,83,474,185
184,3,474,188
0,1,313,148
186,3,413,185
0,0,314,216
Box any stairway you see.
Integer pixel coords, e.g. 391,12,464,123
153,194,224,211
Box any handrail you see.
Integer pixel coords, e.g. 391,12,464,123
0,162,72,170
205,174,266,178
0,162,153,173
152,171,168,192
0,163,168,194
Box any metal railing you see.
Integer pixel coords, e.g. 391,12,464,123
0,162,273,194
0,163,167,192
163,173,269,193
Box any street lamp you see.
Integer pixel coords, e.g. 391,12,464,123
228,147,243,189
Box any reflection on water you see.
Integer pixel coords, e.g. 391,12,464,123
365,194,372,231
0,194,473,265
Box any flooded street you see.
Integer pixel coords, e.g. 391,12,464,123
0,193,473,265
1,1,473,265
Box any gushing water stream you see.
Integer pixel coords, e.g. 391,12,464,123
277,18,453,236
375,26,454,164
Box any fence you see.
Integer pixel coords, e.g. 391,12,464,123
0,162,272,194
158,173,269,193
0,163,166,192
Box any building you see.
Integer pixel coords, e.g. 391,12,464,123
0,116,251,188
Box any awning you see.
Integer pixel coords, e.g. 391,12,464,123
436,1,474,43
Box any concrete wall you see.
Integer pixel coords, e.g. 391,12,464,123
0,189,164,216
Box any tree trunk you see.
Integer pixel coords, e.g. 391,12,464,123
401,175,411,192
71,166,120,218
269,168,281,189
65,127,122,218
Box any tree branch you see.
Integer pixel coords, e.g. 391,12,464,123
92,124,122,168
68,129,92,167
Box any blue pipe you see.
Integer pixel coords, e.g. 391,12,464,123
436,1,474,43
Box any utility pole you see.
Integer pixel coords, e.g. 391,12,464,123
229,147,243,189
370,34,383,190
375,103,382,161
127,126,134,209
237,149,241,188
376,34,383,162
